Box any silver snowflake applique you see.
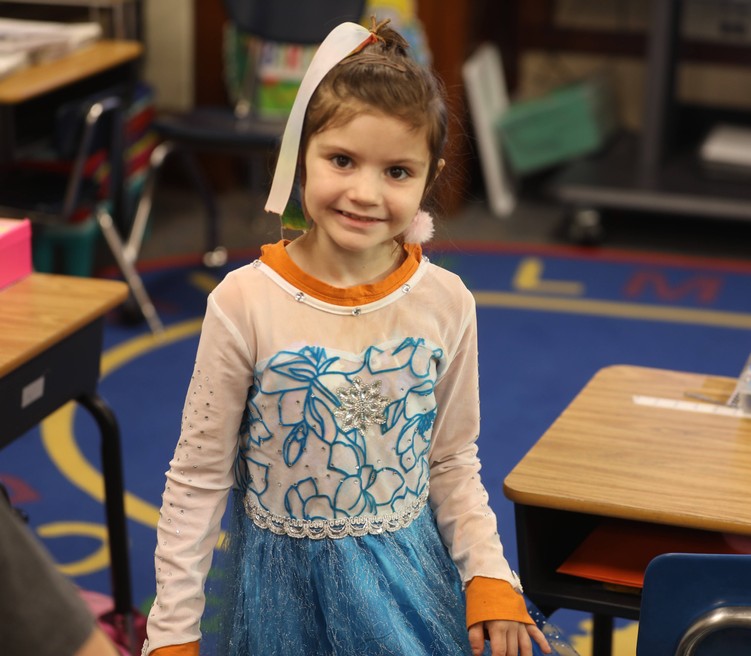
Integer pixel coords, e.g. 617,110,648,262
334,376,391,434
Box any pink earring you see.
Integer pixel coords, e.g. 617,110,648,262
402,210,435,244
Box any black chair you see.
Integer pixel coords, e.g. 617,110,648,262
637,552,751,656
127,0,367,269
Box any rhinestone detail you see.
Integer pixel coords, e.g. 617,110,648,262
334,377,390,434
244,490,428,540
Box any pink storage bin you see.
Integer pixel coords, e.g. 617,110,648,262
0,218,32,290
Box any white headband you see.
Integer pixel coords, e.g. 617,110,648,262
264,22,372,218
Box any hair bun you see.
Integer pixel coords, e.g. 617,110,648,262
368,16,409,54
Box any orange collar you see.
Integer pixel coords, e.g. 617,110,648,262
260,240,422,306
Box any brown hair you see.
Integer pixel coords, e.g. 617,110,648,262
300,21,449,207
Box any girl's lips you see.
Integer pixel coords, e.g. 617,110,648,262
339,210,383,223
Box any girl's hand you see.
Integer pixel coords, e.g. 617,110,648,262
468,619,552,656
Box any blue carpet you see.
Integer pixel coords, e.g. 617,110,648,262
2,242,750,654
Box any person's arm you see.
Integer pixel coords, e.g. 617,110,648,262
75,627,121,656
426,283,549,655
465,578,550,656
143,275,255,654
427,287,520,590
0,496,119,656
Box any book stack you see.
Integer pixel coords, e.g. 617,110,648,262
0,18,102,79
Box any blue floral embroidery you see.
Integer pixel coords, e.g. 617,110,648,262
236,339,442,520
283,422,308,466
285,477,335,520
235,451,270,504
367,337,442,379
328,436,363,477
265,346,346,407
334,465,406,516
243,397,272,446
408,458,430,498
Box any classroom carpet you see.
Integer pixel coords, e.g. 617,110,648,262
2,240,750,656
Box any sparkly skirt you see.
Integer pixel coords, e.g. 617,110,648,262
203,491,574,656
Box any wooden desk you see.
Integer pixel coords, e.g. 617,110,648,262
0,39,143,162
504,365,751,656
0,273,136,650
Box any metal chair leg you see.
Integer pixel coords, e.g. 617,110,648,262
96,208,164,334
179,149,227,267
129,140,227,268
123,141,175,262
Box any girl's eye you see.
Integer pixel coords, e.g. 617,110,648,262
388,167,409,180
331,155,351,168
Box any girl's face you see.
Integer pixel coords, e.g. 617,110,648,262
303,110,434,259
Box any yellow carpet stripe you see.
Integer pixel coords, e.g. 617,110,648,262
188,271,221,295
36,521,110,576
473,291,751,329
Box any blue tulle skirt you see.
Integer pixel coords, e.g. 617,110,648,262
203,491,576,656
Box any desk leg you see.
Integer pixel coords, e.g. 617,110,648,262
77,393,136,654
592,613,613,656
0,106,13,163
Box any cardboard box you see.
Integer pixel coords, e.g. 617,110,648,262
0,217,32,290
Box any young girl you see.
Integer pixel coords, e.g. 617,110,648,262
143,18,555,656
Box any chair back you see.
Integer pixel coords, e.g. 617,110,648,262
637,553,751,656
224,0,366,44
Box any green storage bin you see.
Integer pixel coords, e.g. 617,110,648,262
497,75,616,175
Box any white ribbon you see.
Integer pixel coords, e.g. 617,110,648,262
265,22,372,216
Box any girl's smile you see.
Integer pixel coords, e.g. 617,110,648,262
339,210,385,223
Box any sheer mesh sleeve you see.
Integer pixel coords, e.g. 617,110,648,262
427,286,521,592
143,276,255,654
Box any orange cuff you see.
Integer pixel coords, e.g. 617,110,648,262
150,642,200,656
465,577,534,628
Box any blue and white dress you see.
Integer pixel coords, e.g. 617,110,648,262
142,241,529,656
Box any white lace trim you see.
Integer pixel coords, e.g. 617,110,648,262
243,490,429,540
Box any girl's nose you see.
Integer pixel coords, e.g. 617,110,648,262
347,170,380,205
